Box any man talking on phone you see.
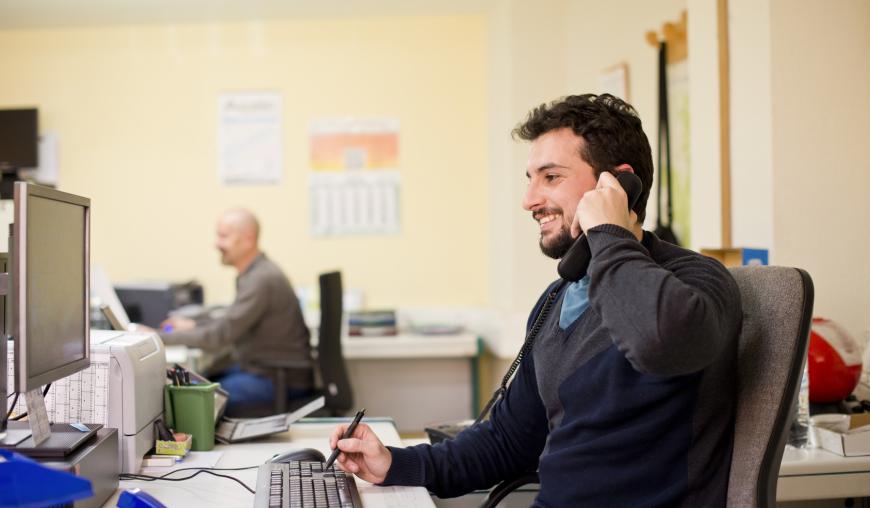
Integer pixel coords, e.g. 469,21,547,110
329,94,742,507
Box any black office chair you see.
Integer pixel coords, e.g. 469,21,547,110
314,271,354,416
482,266,814,508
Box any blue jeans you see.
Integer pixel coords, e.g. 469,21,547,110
215,364,311,414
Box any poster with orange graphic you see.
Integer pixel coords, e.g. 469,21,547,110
310,118,399,171
309,118,400,236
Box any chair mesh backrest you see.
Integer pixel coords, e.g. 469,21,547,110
726,266,813,508
318,271,353,415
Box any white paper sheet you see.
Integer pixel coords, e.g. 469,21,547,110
218,92,282,185
355,483,433,508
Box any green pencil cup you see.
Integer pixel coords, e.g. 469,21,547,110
165,382,219,451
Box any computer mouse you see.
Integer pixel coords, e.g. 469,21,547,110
268,447,327,464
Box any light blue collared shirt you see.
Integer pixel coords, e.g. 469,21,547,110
559,275,591,329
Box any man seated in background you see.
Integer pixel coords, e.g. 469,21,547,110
153,208,312,415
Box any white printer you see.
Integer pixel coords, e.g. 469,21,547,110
7,330,165,473
96,330,166,474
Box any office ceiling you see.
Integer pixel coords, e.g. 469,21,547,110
0,0,494,29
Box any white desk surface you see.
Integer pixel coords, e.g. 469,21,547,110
166,333,480,365
777,444,870,501
340,333,479,359
107,418,434,508
104,418,870,505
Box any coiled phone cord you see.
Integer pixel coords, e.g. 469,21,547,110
474,280,568,425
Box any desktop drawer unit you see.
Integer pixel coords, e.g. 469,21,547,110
42,428,120,508
7,330,166,473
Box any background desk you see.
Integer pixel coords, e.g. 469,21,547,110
778,445,870,502
167,333,483,433
108,418,433,507
339,334,481,433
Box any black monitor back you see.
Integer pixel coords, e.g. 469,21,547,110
114,281,204,329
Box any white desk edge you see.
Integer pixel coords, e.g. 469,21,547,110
166,332,480,365
777,444,870,501
108,418,435,508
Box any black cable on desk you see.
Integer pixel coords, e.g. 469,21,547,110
143,466,260,476
6,393,18,419
119,466,259,495
8,383,51,421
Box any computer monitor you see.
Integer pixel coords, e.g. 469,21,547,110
91,264,132,330
0,108,38,169
12,182,90,393
115,280,204,328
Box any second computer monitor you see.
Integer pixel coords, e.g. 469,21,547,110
12,182,90,393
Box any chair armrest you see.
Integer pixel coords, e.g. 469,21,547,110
481,472,540,508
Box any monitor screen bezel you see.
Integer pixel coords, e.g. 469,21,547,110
12,182,90,393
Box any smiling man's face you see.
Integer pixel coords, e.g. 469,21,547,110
521,127,599,259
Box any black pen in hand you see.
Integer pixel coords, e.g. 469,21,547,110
323,408,365,470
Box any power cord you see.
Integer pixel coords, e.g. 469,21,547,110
119,466,259,495
7,383,51,421
6,393,18,419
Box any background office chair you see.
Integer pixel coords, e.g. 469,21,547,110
314,270,354,416
244,271,354,417
482,266,814,508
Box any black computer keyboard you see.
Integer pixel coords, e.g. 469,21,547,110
253,461,362,508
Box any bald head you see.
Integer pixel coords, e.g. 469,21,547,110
220,208,260,241
215,208,261,271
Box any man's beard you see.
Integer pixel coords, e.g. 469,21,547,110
539,225,575,259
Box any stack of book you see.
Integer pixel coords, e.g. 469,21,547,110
348,310,397,336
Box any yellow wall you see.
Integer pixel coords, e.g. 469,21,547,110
726,0,870,339
769,0,870,339
0,15,490,308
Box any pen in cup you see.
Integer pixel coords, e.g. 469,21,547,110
323,408,365,470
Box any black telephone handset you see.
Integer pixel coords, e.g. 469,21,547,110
557,172,643,282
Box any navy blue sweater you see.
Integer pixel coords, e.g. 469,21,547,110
383,227,742,507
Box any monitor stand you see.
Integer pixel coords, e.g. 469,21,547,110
0,426,32,446
0,389,100,458
1,421,101,459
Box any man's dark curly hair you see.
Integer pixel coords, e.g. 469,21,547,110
512,93,653,223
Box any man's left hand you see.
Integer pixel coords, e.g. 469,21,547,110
572,171,639,239
160,316,196,332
